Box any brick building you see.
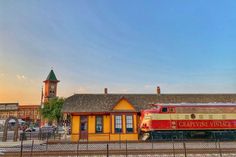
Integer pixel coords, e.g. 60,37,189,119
0,103,40,123
0,103,18,121
18,105,40,123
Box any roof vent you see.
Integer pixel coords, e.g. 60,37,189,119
104,88,108,94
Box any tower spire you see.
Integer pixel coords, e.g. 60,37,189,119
44,69,59,82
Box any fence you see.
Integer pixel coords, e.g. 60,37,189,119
0,131,67,142
1,130,236,143
1,138,236,157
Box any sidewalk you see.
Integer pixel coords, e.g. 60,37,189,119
0,140,44,147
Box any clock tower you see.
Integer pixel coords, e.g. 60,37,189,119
43,69,59,102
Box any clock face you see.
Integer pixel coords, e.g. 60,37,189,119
51,85,55,89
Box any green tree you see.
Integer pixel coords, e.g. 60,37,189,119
40,97,65,125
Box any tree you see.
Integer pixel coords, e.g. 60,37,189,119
40,97,65,125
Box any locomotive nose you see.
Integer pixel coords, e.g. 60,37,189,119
140,115,151,131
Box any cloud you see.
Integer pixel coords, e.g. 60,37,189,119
15,74,36,84
16,74,27,80
0,73,5,78
77,87,89,93
144,84,152,89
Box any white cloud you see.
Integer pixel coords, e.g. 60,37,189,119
0,73,5,78
144,84,152,89
77,87,89,93
15,74,36,84
16,74,27,80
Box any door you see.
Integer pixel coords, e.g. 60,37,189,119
80,116,88,140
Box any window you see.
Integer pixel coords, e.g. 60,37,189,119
169,108,175,113
126,115,133,133
115,115,122,133
96,116,103,133
162,107,168,112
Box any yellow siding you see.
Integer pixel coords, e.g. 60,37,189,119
122,115,126,133
110,134,138,141
111,115,114,133
71,116,80,141
71,113,139,142
133,114,137,133
103,115,110,133
113,99,135,111
88,134,110,141
88,133,138,141
88,116,95,133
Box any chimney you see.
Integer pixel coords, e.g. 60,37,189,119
104,88,108,94
157,86,161,95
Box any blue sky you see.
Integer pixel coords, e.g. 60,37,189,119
0,0,236,104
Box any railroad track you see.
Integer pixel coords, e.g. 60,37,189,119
2,148,236,157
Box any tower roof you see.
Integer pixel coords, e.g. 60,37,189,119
44,70,59,82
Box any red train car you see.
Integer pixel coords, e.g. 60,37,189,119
140,103,236,140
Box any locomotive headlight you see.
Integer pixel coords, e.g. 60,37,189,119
144,115,151,120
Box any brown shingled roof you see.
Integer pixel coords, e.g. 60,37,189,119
62,94,236,113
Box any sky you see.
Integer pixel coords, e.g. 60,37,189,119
0,0,236,104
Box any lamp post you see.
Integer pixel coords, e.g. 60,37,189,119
40,86,44,127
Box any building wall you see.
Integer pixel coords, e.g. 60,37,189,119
88,116,95,133
0,104,40,124
0,103,18,121
113,99,135,111
71,116,80,141
71,98,139,142
18,105,40,122
0,111,18,120
71,114,139,142
104,115,110,133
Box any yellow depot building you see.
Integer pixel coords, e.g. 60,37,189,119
63,95,140,142
62,88,236,142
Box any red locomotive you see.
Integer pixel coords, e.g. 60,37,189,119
140,103,236,140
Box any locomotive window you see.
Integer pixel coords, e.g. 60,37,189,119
162,107,168,113
169,108,174,112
